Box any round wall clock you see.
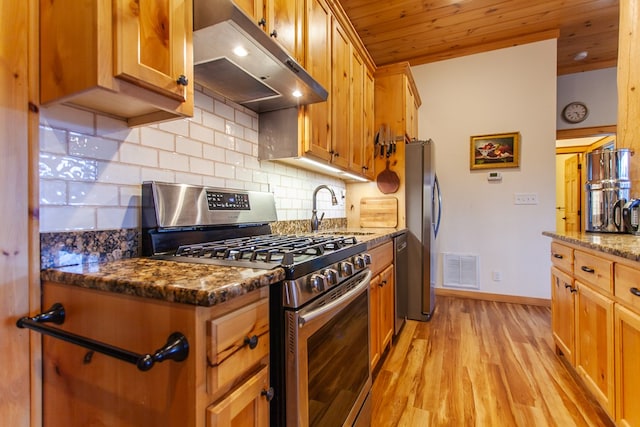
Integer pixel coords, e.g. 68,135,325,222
561,101,589,124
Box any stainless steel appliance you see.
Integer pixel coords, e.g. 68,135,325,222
404,140,441,321
141,181,372,427
393,231,408,335
623,199,640,234
585,148,632,233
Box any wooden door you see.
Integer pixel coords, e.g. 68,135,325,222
1,1,32,425
615,304,640,427
114,0,191,102
369,274,381,370
207,365,270,427
575,282,614,415
268,0,302,61
551,267,575,365
330,19,350,170
564,154,581,232
379,264,395,353
303,0,331,161
349,48,365,175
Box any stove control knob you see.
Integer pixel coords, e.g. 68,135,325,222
353,255,367,269
323,268,339,285
339,261,354,277
309,274,327,293
362,253,372,266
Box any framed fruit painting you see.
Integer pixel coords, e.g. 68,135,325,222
470,132,520,170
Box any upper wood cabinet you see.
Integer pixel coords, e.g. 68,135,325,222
40,0,193,127
330,19,351,170
375,62,422,141
237,0,303,62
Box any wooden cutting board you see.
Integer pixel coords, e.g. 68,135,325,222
360,197,398,228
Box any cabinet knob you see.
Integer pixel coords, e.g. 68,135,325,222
553,253,563,259
379,279,387,287
244,335,259,349
570,287,578,294
176,74,189,86
630,287,640,297
261,387,275,401
580,266,595,274
258,18,266,27
270,29,278,38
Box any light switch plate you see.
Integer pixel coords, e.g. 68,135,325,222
514,193,538,205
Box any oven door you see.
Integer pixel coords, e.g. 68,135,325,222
285,269,372,427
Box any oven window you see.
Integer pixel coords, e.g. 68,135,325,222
306,290,369,426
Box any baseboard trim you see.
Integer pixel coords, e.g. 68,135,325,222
435,287,551,307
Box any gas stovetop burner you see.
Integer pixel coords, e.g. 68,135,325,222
173,234,359,266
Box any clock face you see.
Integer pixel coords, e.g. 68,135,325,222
562,102,588,123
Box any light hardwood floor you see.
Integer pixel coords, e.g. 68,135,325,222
371,296,614,426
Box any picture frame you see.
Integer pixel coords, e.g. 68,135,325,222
470,132,520,170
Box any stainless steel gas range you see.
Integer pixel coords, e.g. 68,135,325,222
142,182,373,427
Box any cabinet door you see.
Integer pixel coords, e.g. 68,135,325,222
114,0,190,102
551,267,575,364
349,48,365,175
362,68,376,180
206,365,270,427
615,304,640,427
575,282,614,415
330,19,350,169
267,0,302,61
404,77,417,139
303,0,332,161
235,0,265,23
379,264,395,353
369,274,381,370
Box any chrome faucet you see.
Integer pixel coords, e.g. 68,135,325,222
311,185,338,232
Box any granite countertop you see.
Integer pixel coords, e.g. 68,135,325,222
40,229,402,307
542,230,640,262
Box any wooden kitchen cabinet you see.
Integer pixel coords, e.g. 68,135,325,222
329,19,351,170
40,0,193,127
368,241,394,372
349,49,375,179
237,0,303,62
614,304,640,427
41,282,271,427
551,266,576,364
375,62,422,141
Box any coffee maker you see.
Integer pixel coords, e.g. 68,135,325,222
585,148,632,233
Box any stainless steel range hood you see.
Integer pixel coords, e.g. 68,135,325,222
193,0,328,113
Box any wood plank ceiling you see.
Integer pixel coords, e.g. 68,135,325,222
338,0,619,75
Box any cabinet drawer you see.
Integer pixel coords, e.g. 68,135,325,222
574,250,613,294
615,264,640,313
207,299,269,395
551,242,573,273
369,241,393,276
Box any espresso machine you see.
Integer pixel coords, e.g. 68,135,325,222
585,148,632,233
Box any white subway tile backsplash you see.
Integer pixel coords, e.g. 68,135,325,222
96,115,139,143
158,151,190,171
189,157,214,175
214,99,235,120
41,206,97,231
140,127,175,151
189,121,215,143
40,180,67,205
175,136,203,157
40,127,67,154
40,104,95,136
98,162,141,185
68,182,119,206
69,133,119,161
119,143,159,167
38,88,346,233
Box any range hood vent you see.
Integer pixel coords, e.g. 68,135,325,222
193,0,328,113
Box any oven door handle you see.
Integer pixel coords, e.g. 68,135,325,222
298,270,372,327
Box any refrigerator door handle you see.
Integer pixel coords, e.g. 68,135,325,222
432,174,442,237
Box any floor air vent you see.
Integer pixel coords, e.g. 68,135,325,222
443,253,479,289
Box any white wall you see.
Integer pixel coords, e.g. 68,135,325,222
411,39,557,299
557,67,617,129
38,87,346,232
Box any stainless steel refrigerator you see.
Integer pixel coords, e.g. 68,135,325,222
404,139,441,321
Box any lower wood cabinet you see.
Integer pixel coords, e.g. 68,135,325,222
368,241,394,372
574,281,614,415
550,239,640,424
41,281,271,427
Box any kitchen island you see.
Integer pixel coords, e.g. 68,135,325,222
544,230,640,425
37,228,401,427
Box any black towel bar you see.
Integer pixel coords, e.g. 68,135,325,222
16,303,189,371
